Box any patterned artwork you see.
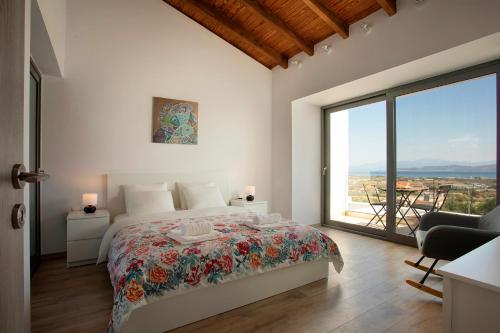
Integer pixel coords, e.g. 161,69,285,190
106,212,344,332
152,97,198,144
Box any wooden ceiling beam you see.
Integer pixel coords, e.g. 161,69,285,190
166,0,288,69
239,0,314,56
376,0,397,16
302,0,349,39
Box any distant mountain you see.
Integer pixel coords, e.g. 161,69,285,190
398,164,496,172
350,159,496,173
397,159,496,169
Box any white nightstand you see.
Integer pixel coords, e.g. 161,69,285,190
230,199,268,214
66,209,110,267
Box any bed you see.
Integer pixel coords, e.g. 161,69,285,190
99,172,344,333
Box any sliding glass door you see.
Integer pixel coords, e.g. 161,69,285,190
394,74,497,236
323,60,500,244
325,98,387,235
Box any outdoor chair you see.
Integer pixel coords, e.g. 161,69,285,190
363,184,386,229
410,184,452,221
404,205,500,298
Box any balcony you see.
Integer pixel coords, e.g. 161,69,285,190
330,176,496,236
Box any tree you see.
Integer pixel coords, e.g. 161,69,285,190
472,197,496,215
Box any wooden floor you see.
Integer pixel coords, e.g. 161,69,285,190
31,228,443,333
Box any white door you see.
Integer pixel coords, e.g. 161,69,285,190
0,0,28,332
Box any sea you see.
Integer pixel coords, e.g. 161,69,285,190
350,171,497,179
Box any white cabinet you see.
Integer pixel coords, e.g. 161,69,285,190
66,209,109,267
230,199,268,214
438,237,500,333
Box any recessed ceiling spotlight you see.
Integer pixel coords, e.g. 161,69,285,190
360,22,372,34
290,59,302,68
320,44,332,55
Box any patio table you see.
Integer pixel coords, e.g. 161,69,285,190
395,186,427,235
380,186,428,235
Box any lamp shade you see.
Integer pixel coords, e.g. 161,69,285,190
82,193,98,206
244,186,255,196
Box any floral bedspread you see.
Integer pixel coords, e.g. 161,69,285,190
106,212,343,332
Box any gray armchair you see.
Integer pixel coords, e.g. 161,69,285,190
406,205,500,297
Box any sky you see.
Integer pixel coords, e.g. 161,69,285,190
337,74,497,169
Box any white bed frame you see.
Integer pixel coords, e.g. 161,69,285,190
106,172,330,332
122,259,328,333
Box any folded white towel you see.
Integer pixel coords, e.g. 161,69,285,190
167,230,221,245
244,221,292,230
179,222,213,236
252,213,282,225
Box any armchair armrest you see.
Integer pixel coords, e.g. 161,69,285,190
422,225,499,261
419,212,480,231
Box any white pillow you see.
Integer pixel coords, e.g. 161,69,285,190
184,185,226,210
124,183,168,213
125,190,175,216
177,181,214,210
123,182,168,193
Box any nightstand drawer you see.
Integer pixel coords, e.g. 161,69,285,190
67,239,101,263
230,200,268,214
67,217,108,241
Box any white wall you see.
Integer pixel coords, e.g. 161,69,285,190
272,0,500,219
41,0,272,254
291,102,321,225
36,0,66,75
31,0,61,77
329,110,349,219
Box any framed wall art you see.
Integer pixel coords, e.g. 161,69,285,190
152,97,198,144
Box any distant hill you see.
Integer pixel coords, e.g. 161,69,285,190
350,159,496,173
398,164,496,172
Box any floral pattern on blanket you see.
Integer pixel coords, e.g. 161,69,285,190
107,213,343,332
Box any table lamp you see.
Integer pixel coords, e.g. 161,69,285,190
245,186,255,202
82,193,98,214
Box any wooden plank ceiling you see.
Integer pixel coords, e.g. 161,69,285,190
164,0,397,69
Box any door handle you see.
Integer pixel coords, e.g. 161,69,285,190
12,164,50,189
322,166,328,176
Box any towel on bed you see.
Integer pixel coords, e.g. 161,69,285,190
244,221,292,230
245,213,291,230
179,221,213,236
252,213,282,225
167,228,221,244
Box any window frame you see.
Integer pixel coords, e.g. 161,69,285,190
321,59,500,246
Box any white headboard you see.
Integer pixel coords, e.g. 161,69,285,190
106,172,230,219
